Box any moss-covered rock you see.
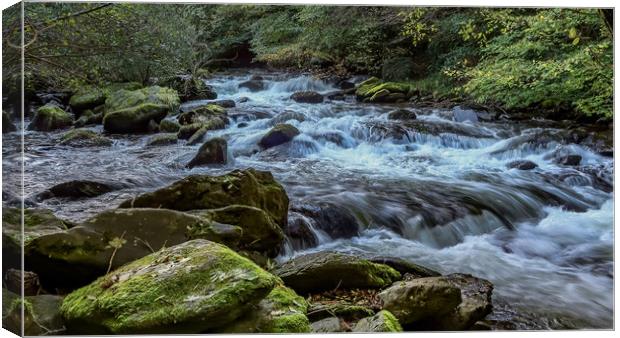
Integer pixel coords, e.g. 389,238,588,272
259,123,300,149
216,284,311,333
368,256,440,278
274,252,401,294
2,207,70,257
25,208,242,289
178,104,227,125
162,75,217,101
119,168,289,228
104,86,180,114
191,204,284,256
159,119,180,133
186,126,208,145
60,239,277,334
103,103,169,133
146,133,178,147
354,77,381,97
178,122,204,139
69,83,142,112
28,104,73,131
59,128,112,147
2,289,66,336
73,110,103,127
186,137,227,168
3,110,17,132
378,273,492,330
352,310,403,332
355,78,414,103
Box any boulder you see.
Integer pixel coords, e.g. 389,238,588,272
28,104,73,131
119,168,289,228
60,239,277,334
73,111,103,127
285,213,319,250
147,119,159,133
368,257,440,278
270,111,306,125
356,79,414,103
274,252,400,294
186,137,228,168
556,154,582,166
103,103,169,133
216,284,311,333
2,290,66,336
293,202,360,239
69,83,142,112
212,99,236,108
25,208,242,289
178,104,227,126
161,75,216,101
4,269,41,296
146,133,178,147
259,124,300,149
3,111,16,132
186,126,208,145
507,160,538,170
191,204,284,256
352,310,403,332
290,91,323,104
104,86,180,115
36,180,118,201
310,317,344,333
379,273,493,330
159,119,180,133
239,79,265,92
59,129,112,147
178,122,205,139
387,109,417,120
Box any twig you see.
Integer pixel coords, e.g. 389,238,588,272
106,231,127,274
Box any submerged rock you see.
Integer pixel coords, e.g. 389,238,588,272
507,160,538,170
186,137,228,168
59,129,112,147
270,111,306,125
291,91,323,104
28,104,73,131
259,123,300,149
387,109,417,120
119,168,289,228
274,251,400,294
60,239,277,334
556,154,582,166
25,208,242,289
146,133,178,147
37,180,118,200
3,290,66,336
352,310,403,332
239,79,265,92
216,284,311,333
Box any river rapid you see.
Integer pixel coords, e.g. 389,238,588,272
2,70,613,329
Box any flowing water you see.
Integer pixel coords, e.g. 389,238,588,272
2,71,614,329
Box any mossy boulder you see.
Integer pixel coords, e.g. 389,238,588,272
60,239,277,334
28,104,73,131
25,208,242,289
69,83,142,112
119,168,289,228
379,273,493,330
3,110,16,132
146,133,178,147
187,126,208,145
59,128,112,147
162,75,217,101
259,123,300,149
104,86,180,114
159,119,180,133
356,78,414,103
73,111,103,127
187,137,228,168
274,252,401,294
2,290,66,336
103,103,169,133
354,77,381,97
368,256,440,278
191,204,285,256
216,284,311,333
178,122,205,139
352,310,403,332
178,104,227,125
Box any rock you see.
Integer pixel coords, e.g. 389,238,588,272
387,109,417,120
177,122,204,139
453,106,479,123
186,126,208,145
285,213,319,250
104,86,180,116
70,83,142,112
159,119,180,133
60,239,277,334
147,119,159,133
290,91,323,104
4,269,41,296
293,202,360,239
274,252,400,294
368,257,440,278
28,104,73,131
161,75,216,101
310,317,344,333
352,310,403,332
556,155,582,166
3,290,66,336
186,137,227,168
237,122,248,128
259,123,300,149
238,97,250,103
338,80,355,90
119,168,289,228
379,273,493,330
103,103,169,133
37,180,118,201
326,91,346,101
3,111,17,132
73,111,103,127
192,204,284,256
307,303,374,322
382,57,416,81
59,129,112,147
239,79,265,92
270,111,306,125
507,160,538,170
25,209,242,289
213,99,236,108
216,284,311,333
178,104,226,125
356,79,413,103
146,133,178,147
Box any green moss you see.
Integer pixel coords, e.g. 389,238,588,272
59,129,112,147
69,87,106,110
103,103,169,133
28,104,73,131
104,86,180,115
353,310,403,332
60,239,277,334
355,77,381,97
